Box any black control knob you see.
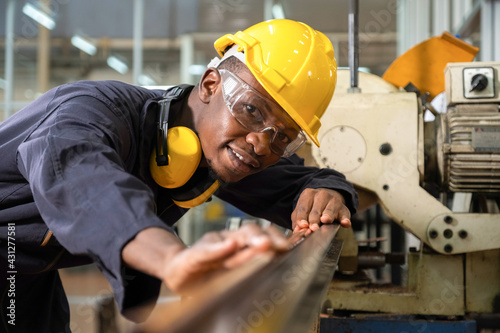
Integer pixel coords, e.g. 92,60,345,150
470,74,488,92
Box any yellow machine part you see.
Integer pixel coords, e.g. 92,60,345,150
382,31,479,99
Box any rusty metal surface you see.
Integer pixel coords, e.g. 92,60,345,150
134,224,342,333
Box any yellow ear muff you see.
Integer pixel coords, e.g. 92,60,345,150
171,180,220,208
149,126,202,189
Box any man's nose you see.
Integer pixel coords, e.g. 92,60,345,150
246,129,274,156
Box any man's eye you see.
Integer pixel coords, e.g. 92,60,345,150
276,132,291,144
242,104,264,122
244,104,257,114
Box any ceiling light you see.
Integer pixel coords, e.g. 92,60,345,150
107,56,129,74
138,74,156,86
71,35,97,56
22,3,56,30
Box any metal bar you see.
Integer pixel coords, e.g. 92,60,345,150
375,204,383,280
4,0,15,120
133,0,144,85
408,0,417,46
453,0,473,33
481,0,494,61
455,0,482,39
396,0,408,56
180,34,194,84
348,0,360,93
263,0,273,20
415,0,430,44
433,0,451,36
390,222,405,286
37,0,51,94
494,0,500,60
0,32,396,48
135,224,342,333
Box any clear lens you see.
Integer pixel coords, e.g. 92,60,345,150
219,69,306,157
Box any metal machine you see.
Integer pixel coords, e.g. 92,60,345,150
311,62,500,327
133,225,343,333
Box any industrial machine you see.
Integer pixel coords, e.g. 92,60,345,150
311,62,500,329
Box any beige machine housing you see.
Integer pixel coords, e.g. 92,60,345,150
312,64,500,315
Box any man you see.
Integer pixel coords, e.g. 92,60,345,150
0,19,358,332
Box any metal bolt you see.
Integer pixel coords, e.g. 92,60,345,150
379,143,393,155
444,229,453,239
429,229,438,239
459,230,468,239
444,244,453,253
444,216,453,224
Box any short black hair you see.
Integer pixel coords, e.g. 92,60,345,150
218,55,248,74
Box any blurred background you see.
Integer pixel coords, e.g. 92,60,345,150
1,0,492,120
1,0,498,332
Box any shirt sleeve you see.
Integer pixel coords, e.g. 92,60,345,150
15,94,171,319
215,154,359,229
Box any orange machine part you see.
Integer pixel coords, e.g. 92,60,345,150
382,31,479,99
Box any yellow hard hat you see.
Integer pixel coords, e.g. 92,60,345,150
214,19,337,146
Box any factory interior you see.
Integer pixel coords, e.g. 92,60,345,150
1,0,499,332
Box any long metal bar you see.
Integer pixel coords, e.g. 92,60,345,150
481,0,494,61
348,0,360,93
455,0,482,39
4,0,15,120
37,0,51,94
495,0,500,60
133,0,144,85
180,34,194,84
453,0,473,33
263,0,273,20
433,0,450,36
415,0,430,43
396,0,408,56
135,224,342,333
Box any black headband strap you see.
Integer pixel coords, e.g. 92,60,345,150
155,84,194,166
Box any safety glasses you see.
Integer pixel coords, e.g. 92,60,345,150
218,69,306,157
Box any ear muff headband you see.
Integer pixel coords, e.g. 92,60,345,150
154,85,191,166
173,181,220,208
149,84,220,208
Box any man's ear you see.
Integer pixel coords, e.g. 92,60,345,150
198,68,221,104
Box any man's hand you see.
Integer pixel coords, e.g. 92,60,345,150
122,224,290,294
291,188,351,236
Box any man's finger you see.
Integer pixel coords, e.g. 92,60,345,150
292,189,315,229
320,212,334,224
223,248,273,269
190,238,238,266
264,225,293,251
221,223,270,251
338,205,352,228
340,218,352,228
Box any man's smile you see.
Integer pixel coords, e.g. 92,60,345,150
226,145,260,177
